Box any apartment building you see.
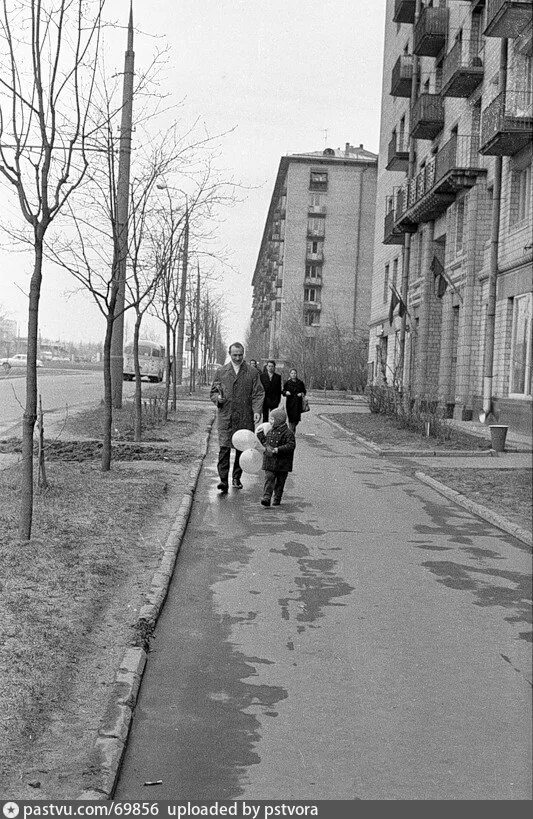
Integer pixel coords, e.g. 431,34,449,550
249,144,378,372
369,0,532,434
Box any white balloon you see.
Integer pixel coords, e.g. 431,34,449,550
239,448,263,474
232,429,258,451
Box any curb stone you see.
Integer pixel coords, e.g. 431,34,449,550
78,412,215,801
415,471,532,548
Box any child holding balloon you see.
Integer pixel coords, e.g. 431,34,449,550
255,408,296,507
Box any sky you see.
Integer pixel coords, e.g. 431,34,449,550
0,0,386,347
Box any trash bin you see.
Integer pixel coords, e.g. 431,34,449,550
489,425,508,452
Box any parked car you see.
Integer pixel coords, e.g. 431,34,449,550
1,353,44,370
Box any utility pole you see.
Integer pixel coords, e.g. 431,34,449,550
175,205,189,385
110,1,134,408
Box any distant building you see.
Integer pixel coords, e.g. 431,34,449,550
369,0,532,435
249,143,378,374
0,316,17,357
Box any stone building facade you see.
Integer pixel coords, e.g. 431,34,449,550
249,145,377,374
369,0,532,434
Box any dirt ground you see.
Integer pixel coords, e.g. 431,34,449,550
329,410,492,450
0,401,214,800
417,467,532,534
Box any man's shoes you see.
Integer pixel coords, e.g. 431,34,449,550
217,481,229,493
260,496,271,507
232,479,243,489
272,498,281,506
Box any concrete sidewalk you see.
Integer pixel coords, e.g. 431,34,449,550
113,403,532,800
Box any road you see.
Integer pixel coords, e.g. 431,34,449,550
114,407,532,800
0,368,135,436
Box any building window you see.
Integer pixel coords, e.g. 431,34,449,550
309,171,328,190
383,263,390,303
304,310,320,326
510,165,531,226
306,263,321,279
416,230,424,278
307,239,323,256
509,293,532,397
304,287,317,303
309,193,324,207
392,257,399,290
307,217,325,237
455,199,465,254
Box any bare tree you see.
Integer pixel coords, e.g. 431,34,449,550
0,0,106,539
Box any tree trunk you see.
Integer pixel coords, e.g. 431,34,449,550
102,313,115,471
133,315,143,442
19,238,44,540
163,320,171,420
171,326,177,410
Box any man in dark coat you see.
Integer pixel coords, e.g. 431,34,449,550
259,359,282,422
210,342,264,493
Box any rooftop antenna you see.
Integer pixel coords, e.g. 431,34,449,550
323,128,328,148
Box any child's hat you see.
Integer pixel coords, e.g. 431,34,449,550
270,408,286,423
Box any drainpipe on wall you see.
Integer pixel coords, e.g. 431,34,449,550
480,37,507,424
398,0,422,393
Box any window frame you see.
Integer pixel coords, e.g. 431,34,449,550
509,293,533,398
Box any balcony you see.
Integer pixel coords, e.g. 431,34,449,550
390,55,413,97
304,274,322,286
393,0,415,24
386,132,409,172
480,91,533,154
441,38,484,97
410,93,445,139
307,227,325,239
413,6,448,57
306,250,324,262
484,0,533,38
394,135,487,227
383,196,410,244
308,204,327,215
515,17,532,54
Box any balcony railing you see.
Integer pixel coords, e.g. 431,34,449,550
441,38,484,97
413,6,448,57
515,17,532,54
484,0,533,38
306,250,324,262
410,93,445,139
480,91,533,154
394,135,486,227
304,274,322,286
393,0,415,24
383,196,410,244
308,204,327,215
390,55,413,97
386,132,409,172
307,228,325,239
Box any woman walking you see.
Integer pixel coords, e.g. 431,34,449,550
283,367,307,433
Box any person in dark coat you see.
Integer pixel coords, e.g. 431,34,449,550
210,342,264,493
259,359,282,422
282,367,307,433
256,407,295,507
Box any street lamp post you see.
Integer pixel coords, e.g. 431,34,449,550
110,2,134,409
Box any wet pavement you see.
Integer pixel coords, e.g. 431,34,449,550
114,406,532,800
